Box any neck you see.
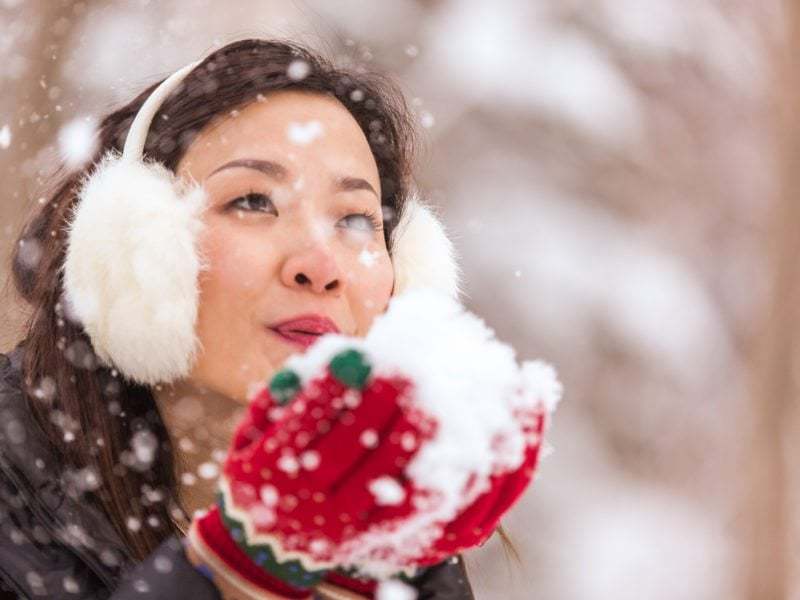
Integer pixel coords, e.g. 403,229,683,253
153,379,245,524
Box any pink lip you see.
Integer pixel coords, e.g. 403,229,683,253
267,314,340,349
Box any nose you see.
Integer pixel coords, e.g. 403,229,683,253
280,238,344,295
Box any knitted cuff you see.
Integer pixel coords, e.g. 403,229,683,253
217,490,330,588
195,502,323,599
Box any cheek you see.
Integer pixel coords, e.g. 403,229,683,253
198,225,271,295
190,225,280,402
194,225,274,343
349,251,395,329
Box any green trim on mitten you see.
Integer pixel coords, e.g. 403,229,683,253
216,491,328,588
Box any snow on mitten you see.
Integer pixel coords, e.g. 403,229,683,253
318,364,555,596
431,391,548,557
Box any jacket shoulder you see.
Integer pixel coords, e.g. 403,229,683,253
0,343,222,600
0,344,103,597
0,444,111,598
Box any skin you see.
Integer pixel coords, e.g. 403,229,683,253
152,90,396,598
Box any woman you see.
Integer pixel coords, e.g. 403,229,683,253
0,39,551,599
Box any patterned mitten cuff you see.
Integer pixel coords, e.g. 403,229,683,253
192,503,327,599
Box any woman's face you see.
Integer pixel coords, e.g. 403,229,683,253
173,90,394,405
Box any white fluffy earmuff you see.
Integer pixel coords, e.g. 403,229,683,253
61,59,462,387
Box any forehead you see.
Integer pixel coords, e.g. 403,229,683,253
177,90,377,180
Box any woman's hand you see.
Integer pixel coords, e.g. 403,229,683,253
188,346,439,598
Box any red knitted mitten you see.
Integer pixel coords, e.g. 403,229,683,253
193,347,438,596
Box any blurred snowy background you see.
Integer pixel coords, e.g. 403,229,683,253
0,1,794,599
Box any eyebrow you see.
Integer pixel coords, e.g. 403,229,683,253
208,158,287,181
335,175,378,197
207,158,378,197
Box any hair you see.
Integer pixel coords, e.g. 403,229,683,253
6,37,517,576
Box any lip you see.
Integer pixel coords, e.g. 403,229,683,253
267,314,340,349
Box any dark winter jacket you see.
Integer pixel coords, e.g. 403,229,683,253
0,341,476,599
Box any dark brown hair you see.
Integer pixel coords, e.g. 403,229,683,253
6,37,516,574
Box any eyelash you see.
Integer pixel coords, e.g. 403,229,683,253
226,191,383,231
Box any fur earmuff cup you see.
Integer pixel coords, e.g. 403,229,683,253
390,195,464,302
62,151,209,385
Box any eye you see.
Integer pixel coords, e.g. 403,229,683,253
225,192,382,231
226,192,276,213
339,210,383,232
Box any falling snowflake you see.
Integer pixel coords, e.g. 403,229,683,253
197,462,219,480
9,528,25,545
126,516,141,532
100,548,121,567
25,571,44,595
0,124,10,149
130,430,158,470
368,476,406,506
419,110,435,129
32,376,56,403
299,450,320,470
360,429,379,448
154,555,173,573
359,247,379,267
62,575,80,594
142,484,165,503
309,538,330,555
71,466,101,493
50,409,80,442
260,484,278,506
277,453,300,476
344,389,362,408
57,116,98,170
286,120,324,146
287,59,310,81
178,437,196,453
400,432,417,452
